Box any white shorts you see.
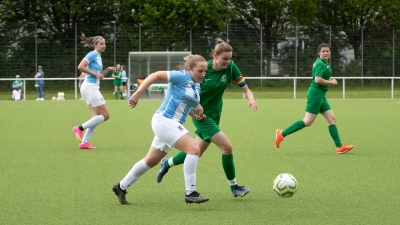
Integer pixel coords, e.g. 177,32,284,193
151,113,189,153
80,82,106,107
12,90,20,100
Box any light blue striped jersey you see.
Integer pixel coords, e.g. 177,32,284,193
155,70,200,125
121,70,127,82
83,50,103,85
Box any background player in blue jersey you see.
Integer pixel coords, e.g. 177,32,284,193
72,34,116,150
112,54,209,205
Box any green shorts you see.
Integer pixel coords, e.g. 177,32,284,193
114,78,122,87
305,87,331,114
192,114,221,143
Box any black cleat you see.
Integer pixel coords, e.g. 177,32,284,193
156,158,169,183
112,183,130,204
185,191,209,204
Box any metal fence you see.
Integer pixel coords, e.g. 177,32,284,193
1,22,399,88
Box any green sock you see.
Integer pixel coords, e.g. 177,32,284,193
282,120,305,137
114,92,118,99
120,91,123,98
222,154,236,190
165,151,187,169
328,124,342,147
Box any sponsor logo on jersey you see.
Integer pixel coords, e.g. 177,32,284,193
221,74,227,83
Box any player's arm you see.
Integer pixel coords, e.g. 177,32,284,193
78,59,103,79
102,67,116,76
135,72,167,94
236,76,257,112
314,63,337,85
128,71,168,108
315,76,337,85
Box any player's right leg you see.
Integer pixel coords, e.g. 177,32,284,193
174,134,209,204
113,146,167,204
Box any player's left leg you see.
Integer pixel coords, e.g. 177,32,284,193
321,108,353,154
210,131,250,197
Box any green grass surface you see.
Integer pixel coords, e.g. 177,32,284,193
0,99,399,224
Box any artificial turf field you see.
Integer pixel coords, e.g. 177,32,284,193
0,98,399,224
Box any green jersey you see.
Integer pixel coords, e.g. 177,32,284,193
114,70,122,80
310,57,332,91
200,60,247,116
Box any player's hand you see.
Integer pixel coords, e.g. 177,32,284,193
128,93,139,108
192,114,206,121
330,79,338,86
193,104,204,116
248,100,258,112
97,73,104,80
108,67,116,72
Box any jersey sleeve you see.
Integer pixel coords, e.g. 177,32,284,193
313,61,326,77
84,51,96,64
231,62,247,87
169,70,186,85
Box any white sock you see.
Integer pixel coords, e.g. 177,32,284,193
82,115,104,129
168,158,175,167
120,159,151,190
82,125,96,143
228,178,238,186
183,154,199,194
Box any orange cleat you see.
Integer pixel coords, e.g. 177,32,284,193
336,143,353,154
275,129,284,148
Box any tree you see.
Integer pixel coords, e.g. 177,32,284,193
316,0,399,60
228,0,317,77
119,0,228,52
0,0,120,77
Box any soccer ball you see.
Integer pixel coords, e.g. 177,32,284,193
273,173,298,198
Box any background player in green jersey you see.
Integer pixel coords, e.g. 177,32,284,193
275,43,353,154
112,64,123,99
156,38,258,197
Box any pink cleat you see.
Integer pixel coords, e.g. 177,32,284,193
73,126,83,143
79,142,96,150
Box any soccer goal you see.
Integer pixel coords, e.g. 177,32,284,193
128,51,191,99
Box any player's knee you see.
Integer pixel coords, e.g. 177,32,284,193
303,120,313,127
220,143,232,155
103,113,110,121
328,116,336,125
191,144,201,156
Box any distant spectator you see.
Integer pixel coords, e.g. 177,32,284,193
35,65,45,100
121,65,128,97
12,75,23,101
112,64,123,99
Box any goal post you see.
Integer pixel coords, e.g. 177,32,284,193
128,51,191,98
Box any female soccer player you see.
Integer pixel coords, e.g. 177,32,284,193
112,54,209,204
72,34,116,149
156,38,258,197
112,63,123,99
275,43,353,154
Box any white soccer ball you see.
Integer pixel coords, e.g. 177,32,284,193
273,173,298,198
